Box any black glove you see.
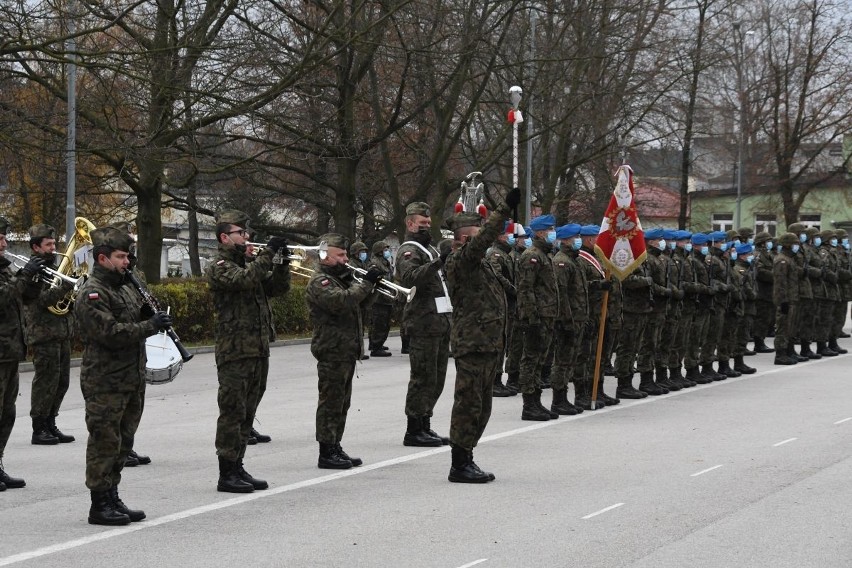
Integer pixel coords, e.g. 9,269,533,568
599,280,612,291
149,311,174,331
363,266,384,284
266,237,289,254
780,302,789,315
505,187,522,210
21,257,45,277
439,248,451,264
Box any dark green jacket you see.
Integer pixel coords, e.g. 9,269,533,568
367,253,395,306
23,254,75,344
773,250,800,306
306,267,374,361
555,250,588,325
395,236,451,337
817,244,839,301
0,256,39,362
754,248,774,301
735,259,756,316
516,237,558,324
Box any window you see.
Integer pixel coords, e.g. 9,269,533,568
711,213,734,233
799,214,821,231
755,214,777,236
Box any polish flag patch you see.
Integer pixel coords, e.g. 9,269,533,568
88,292,99,300
403,251,412,258
321,279,330,287
217,260,225,265
529,258,538,264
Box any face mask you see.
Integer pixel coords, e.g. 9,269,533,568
799,233,807,243
546,230,557,244
733,239,741,246
684,243,693,253
720,242,729,252
573,237,582,251
830,238,838,247
412,226,432,246
383,250,392,260
669,241,677,250
843,238,849,246
766,242,774,251
358,252,367,262
813,237,822,247
524,238,532,248
845,243,851,250
748,237,755,245
730,251,738,260
507,235,516,246
792,244,800,254
657,239,667,251
746,255,754,264
700,246,709,256
326,263,349,278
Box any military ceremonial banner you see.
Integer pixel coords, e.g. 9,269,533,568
594,164,646,281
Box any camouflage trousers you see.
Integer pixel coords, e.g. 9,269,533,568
315,360,356,444
637,311,665,373
753,300,775,340
614,313,648,377
700,306,726,365
576,319,598,383
369,303,393,351
796,298,815,341
553,322,584,391
773,303,799,351
215,357,269,462
735,313,754,356
602,319,618,376
684,310,710,370
670,307,694,368
657,307,680,368
812,299,833,342
30,340,71,419
504,318,524,375
405,332,449,418
0,361,19,459
717,311,740,361
519,319,555,394
84,390,142,490
833,300,849,338
449,352,499,451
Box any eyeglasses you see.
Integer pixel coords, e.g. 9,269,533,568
228,229,248,237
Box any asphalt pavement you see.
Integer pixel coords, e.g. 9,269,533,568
1,330,852,568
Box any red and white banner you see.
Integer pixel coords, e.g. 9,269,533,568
594,164,646,280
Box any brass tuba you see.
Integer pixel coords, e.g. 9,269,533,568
49,217,96,315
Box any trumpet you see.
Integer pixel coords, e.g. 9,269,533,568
345,264,417,303
6,252,86,291
247,241,327,261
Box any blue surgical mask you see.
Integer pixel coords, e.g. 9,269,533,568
720,242,729,252
507,235,516,246
766,242,774,251
524,238,532,248
843,238,849,246
733,239,741,246
814,237,822,247
747,255,755,264
730,251,738,260
572,237,582,251
669,241,677,250
799,233,807,243
845,243,851,250
700,246,709,256
383,250,392,260
358,252,367,262
684,243,693,253
748,237,755,245
792,244,801,254
657,239,667,251
546,230,557,244
830,238,838,247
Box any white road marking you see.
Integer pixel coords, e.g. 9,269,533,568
773,437,798,447
582,502,624,520
834,417,852,425
456,559,488,568
690,464,723,477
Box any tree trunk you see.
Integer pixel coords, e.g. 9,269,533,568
188,180,201,277
136,181,163,283
335,157,358,240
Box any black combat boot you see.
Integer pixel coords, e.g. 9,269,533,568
251,428,271,443
615,375,646,399
108,486,146,522
128,449,151,465
774,348,797,365
31,417,59,445
467,450,495,481
597,377,621,405
492,372,513,397
534,389,559,418
718,360,740,378
539,366,552,389
335,443,362,467
237,460,269,489
422,417,450,445
521,393,551,421
685,366,711,384
550,388,580,416
47,416,75,443
800,341,821,360
89,490,130,526
789,344,808,362
400,335,410,354
655,366,681,391
603,362,616,376
0,460,25,488
318,442,353,470
700,363,724,381
505,372,520,394
638,371,667,396
733,355,756,374
0,480,6,491
840,331,851,338
217,456,255,493
670,366,695,388
829,338,848,354
815,342,837,357
403,416,442,447
370,348,392,357
753,337,774,353
448,446,491,483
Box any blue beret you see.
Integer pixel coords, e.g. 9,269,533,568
644,228,664,240
675,230,692,240
580,224,600,236
735,243,753,255
529,214,556,232
555,223,582,239
661,229,678,241
691,233,709,245
708,231,726,242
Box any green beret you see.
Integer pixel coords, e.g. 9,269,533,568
28,224,55,240
754,231,773,245
349,241,367,255
787,222,806,234
725,229,739,241
91,227,133,252
215,209,252,230
805,226,819,237
819,229,836,241
109,221,135,234
0,216,10,235
405,202,431,217
371,240,389,255
320,233,349,251
737,227,754,238
777,232,798,247
447,212,482,232
836,229,848,238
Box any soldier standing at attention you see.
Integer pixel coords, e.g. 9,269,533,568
639,229,679,393
444,189,517,483
396,202,452,447
785,223,812,362
486,222,519,397
367,240,394,357
773,233,801,365
75,226,173,524
665,230,696,388
208,210,291,493
817,230,846,355
503,226,529,394
24,224,76,445
698,232,730,381
752,232,776,353
0,216,44,491
307,234,381,469
684,234,715,385
732,243,757,374
832,230,851,342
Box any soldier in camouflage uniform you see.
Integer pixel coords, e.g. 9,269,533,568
550,224,583,415
75,226,173,525
395,202,452,447
716,239,743,378
785,223,812,362
665,230,696,387
773,232,801,365
366,241,394,357
503,227,529,393
23,224,76,445
752,232,776,353
208,210,291,493
307,234,381,469
817,229,846,355
832,229,851,341
640,229,679,393
732,243,757,374
698,232,730,381
0,216,44,491
798,226,826,358
684,234,715,385
444,192,517,483
348,241,371,359
486,223,519,397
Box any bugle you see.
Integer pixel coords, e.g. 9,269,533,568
345,264,416,303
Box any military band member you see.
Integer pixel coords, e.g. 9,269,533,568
75,226,172,524
773,232,801,365
308,234,381,469
24,224,76,445
0,216,44,491
366,241,394,357
208,210,291,493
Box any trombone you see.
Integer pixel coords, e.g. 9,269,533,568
345,264,417,303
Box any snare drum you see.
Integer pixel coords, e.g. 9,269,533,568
145,333,184,385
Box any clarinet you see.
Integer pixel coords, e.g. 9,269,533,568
126,272,194,362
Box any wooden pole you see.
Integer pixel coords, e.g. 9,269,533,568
590,270,611,410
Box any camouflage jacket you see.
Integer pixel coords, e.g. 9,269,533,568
833,247,852,301
551,249,576,325
707,249,730,308
688,252,714,311
734,259,756,316
367,253,395,306
754,248,774,301
486,241,517,311
577,245,608,314
445,204,509,357
793,249,813,300
645,247,672,314
22,255,75,344
816,244,839,300
621,261,653,315
395,235,451,337
726,260,744,317
665,249,686,317
516,237,558,324
75,265,157,395
804,243,827,299
673,247,697,312
307,266,374,361
773,250,800,306
0,256,40,362
607,275,623,328
207,245,291,365
555,250,589,325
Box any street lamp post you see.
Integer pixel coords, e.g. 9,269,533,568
509,86,523,192
733,22,753,231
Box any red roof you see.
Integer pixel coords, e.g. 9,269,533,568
633,180,683,219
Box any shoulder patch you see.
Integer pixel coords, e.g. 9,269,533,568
403,251,412,258
493,253,501,257
87,292,99,300
321,279,330,287
216,260,225,266
530,258,538,264
558,262,566,267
